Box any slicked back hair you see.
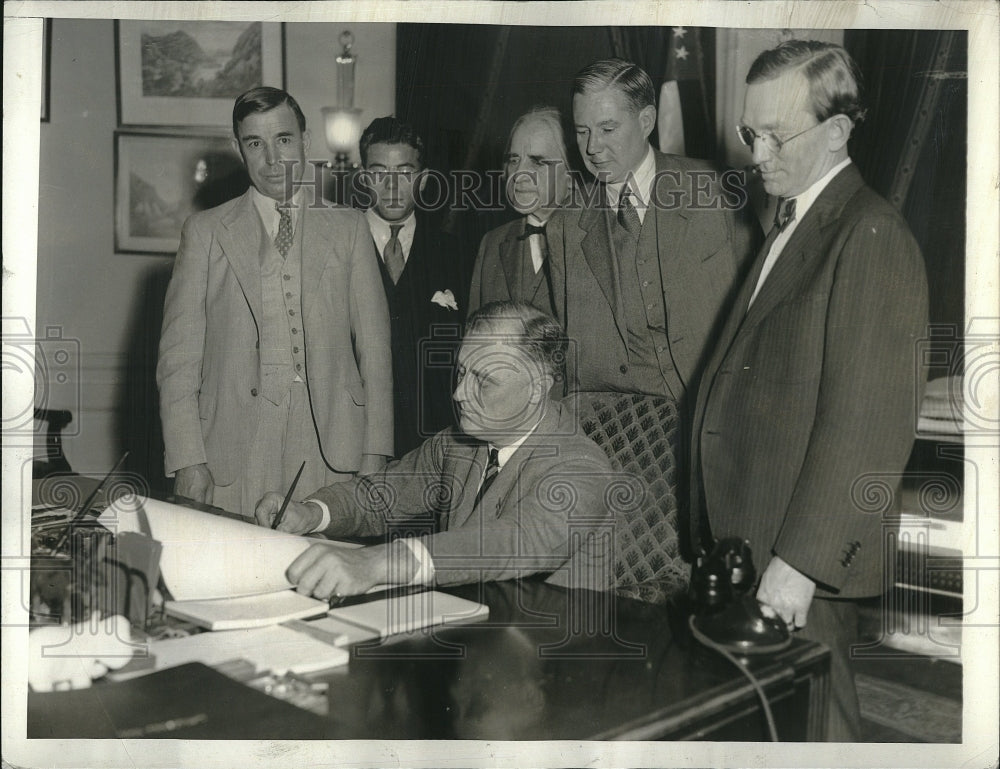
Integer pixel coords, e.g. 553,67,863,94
465,301,568,384
572,58,656,114
747,40,867,124
359,116,426,169
232,87,307,138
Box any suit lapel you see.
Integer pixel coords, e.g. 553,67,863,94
218,191,263,322
499,224,522,300
741,165,864,332
579,193,626,342
447,442,489,529
650,152,691,318
299,203,332,315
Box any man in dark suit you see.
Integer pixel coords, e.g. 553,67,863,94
690,41,928,740
157,87,392,516
468,107,574,318
254,302,615,596
551,58,757,414
358,117,467,456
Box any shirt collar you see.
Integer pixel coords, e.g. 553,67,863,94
490,416,543,469
786,157,852,222
606,145,656,208
251,186,303,236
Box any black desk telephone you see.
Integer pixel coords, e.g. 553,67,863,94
688,537,792,655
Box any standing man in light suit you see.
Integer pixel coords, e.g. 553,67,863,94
690,41,928,740
157,87,393,516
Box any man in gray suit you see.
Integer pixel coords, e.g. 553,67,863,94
157,87,393,517
254,302,615,597
691,41,928,740
551,58,757,411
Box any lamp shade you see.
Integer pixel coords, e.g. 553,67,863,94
322,106,363,158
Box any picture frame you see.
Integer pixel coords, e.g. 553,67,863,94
41,18,51,121
114,131,249,255
115,20,285,127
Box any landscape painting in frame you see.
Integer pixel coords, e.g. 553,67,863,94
114,131,249,254
116,20,284,127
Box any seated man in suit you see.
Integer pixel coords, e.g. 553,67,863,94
358,116,468,456
690,41,928,740
157,87,392,517
468,107,574,318
254,302,615,597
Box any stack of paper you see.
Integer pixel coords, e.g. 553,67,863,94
321,590,489,640
918,375,963,435
99,496,358,630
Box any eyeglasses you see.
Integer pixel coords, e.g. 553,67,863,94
735,119,827,154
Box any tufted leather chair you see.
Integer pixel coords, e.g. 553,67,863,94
573,392,688,603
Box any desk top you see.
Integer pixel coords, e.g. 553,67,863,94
317,580,827,740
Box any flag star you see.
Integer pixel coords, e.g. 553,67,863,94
675,45,689,61
672,26,687,38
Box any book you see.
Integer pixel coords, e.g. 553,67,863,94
325,589,489,639
164,590,329,631
28,662,335,739
99,496,365,630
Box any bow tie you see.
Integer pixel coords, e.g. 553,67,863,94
518,222,547,240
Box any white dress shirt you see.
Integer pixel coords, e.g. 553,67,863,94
525,212,548,274
605,145,657,225
748,158,853,308
251,186,303,239
366,209,416,264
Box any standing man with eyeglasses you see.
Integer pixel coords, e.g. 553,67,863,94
158,87,393,516
358,117,467,457
690,41,928,741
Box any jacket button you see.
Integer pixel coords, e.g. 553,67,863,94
251,388,258,397
619,364,628,374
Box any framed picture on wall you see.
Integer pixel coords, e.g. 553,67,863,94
41,19,51,121
115,20,285,127
114,131,249,255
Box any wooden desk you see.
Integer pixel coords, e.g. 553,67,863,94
312,580,829,741
27,478,829,741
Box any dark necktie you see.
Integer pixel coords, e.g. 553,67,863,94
383,223,405,284
473,447,500,509
617,188,641,237
275,203,293,259
763,197,797,253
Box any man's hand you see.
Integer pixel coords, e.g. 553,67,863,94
358,453,389,476
287,542,405,599
174,463,214,504
253,493,323,534
756,555,816,630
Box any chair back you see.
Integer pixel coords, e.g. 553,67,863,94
573,392,687,601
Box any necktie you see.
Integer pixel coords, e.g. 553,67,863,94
617,188,641,236
473,447,500,509
518,222,547,240
383,223,405,284
275,203,293,259
764,197,797,250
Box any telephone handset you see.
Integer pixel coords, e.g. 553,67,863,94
689,537,792,655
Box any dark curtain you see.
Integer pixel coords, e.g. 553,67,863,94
846,30,967,372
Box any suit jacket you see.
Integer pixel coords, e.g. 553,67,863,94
468,216,557,317
549,150,758,408
311,399,615,590
372,213,468,456
690,164,928,598
158,190,393,483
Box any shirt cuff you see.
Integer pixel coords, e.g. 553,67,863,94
305,498,331,534
401,537,435,586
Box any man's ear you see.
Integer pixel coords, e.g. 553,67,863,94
231,136,242,159
302,129,312,155
638,104,657,140
417,168,429,196
826,115,852,152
